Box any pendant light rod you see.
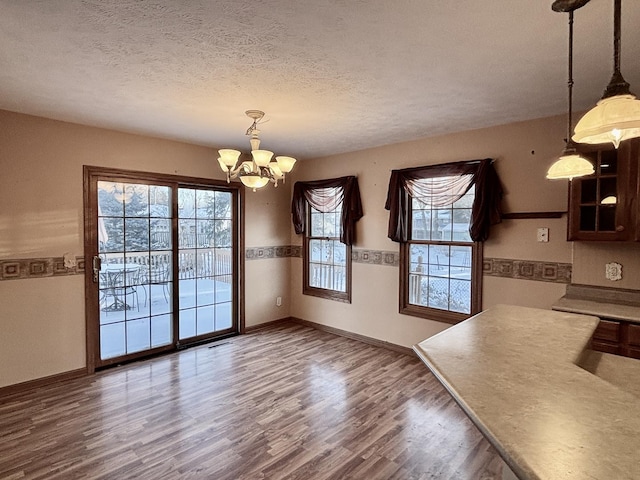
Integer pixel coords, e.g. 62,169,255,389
566,10,575,145
553,0,590,146
613,0,621,72
546,0,594,180
602,0,631,98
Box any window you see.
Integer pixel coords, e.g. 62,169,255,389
304,189,351,302
385,159,502,324
401,182,481,323
291,176,363,303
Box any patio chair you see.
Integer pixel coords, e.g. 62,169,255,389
140,264,170,305
150,264,170,302
101,266,141,312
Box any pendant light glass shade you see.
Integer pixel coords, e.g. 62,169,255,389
251,149,274,167
573,0,640,148
218,149,241,169
546,145,594,179
275,156,297,173
572,94,640,148
239,173,270,191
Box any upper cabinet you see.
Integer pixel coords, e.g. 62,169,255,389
568,139,639,241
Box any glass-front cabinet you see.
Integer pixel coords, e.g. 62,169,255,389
568,139,639,241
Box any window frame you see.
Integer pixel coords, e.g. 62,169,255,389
398,187,483,324
303,200,352,303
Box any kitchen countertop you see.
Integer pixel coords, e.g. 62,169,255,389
552,283,640,324
552,296,640,324
413,304,640,480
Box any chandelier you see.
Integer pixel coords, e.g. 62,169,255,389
217,110,297,191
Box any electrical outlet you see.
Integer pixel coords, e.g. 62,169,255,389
536,228,549,243
276,296,282,307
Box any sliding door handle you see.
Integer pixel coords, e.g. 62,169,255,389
92,256,102,283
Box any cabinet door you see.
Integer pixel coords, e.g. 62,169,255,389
627,324,640,359
567,141,637,241
590,319,622,355
633,142,640,242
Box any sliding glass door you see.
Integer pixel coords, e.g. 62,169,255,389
176,187,234,341
97,181,174,360
85,168,242,370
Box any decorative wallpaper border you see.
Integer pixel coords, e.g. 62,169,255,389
0,257,85,281
352,249,399,266
245,245,400,267
483,258,572,284
245,245,301,260
0,252,571,285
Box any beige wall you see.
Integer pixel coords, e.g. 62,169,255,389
2,107,639,389
1,276,85,387
244,183,293,321
288,114,639,348
0,110,290,388
573,242,640,289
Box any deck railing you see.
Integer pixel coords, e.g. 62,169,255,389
310,264,346,292
101,248,232,284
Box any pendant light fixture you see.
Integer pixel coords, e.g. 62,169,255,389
572,0,640,148
547,0,594,180
217,110,297,191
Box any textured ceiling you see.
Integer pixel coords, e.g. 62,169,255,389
1,0,640,160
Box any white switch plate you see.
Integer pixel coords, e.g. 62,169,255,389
536,228,549,243
276,296,282,307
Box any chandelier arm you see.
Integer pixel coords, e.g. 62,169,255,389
227,160,252,179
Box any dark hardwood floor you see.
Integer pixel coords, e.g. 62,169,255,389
0,323,502,479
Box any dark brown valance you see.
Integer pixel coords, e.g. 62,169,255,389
385,158,503,243
291,176,363,245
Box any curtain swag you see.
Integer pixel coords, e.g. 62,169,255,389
291,176,363,246
384,158,503,243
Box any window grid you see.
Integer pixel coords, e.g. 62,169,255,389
304,203,351,303
177,188,233,339
402,185,480,323
97,181,173,360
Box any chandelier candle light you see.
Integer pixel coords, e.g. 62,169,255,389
217,110,296,191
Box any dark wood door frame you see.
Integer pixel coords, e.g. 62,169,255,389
83,165,245,373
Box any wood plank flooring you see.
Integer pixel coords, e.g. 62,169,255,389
0,323,502,479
